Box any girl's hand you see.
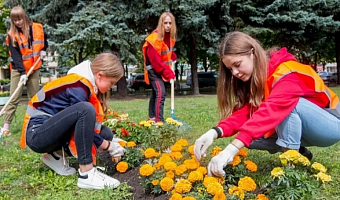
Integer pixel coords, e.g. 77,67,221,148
194,129,218,161
207,144,239,177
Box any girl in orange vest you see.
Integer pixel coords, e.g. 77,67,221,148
21,53,126,189
142,12,177,122
194,31,340,177
1,6,48,136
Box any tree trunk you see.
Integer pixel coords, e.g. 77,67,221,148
116,75,127,97
190,34,199,95
203,57,208,72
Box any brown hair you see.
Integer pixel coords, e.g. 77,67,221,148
8,6,31,47
156,12,177,41
217,31,268,119
91,53,124,112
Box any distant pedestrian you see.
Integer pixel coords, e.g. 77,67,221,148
194,31,340,177
142,12,177,122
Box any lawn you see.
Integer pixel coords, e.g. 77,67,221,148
0,92,339,199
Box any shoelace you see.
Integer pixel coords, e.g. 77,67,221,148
93,166,108,181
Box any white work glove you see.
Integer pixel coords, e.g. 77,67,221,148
111,137,126,143
40,51,46,59
207,144,239,177
194,129,218,161
107,141,126,162
19,74,28,85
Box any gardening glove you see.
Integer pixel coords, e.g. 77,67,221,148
207,144,239,177
194,129,218,161
162,67,175,81
19,74,28,85
40,51,47,59
107,141,126,162
111,137,126,143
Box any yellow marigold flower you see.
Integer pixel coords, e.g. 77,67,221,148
169,193,182,200
188,145,194,155
175,179,192,194
206,182,224,196
203,176,218,188
164,161,178,171
139,120,147,125
152,179,159,186
229,156,241,166
160,177,174,191
196,166,207,176
139,164,155,176
311,162,327,173
314,172,332,183
144,122,152,127
154,163,162,170
166,118,175,124
256,194,269,200
279,150,300,162
244,160,258,172
126,141,136,147
118,141,126,147
280,158,288,166
182,197,196,200
171,144,183,152
170,152,183,160
175,138,188,147
238,176,256,192
176,122,183,126
271,167,285,178
216,176,225,184
236,148,248,158
166,171,175,179
188,171,203,183
158,154,173,165
228,186,245,199
183,159,200,170
116,161,128,173
156,122,164,127
297,156,311,166
213,192,226,200
175,164,188,176
211,146,222,157
144,148,159,158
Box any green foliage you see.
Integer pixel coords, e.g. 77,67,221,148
0,78,9,84
121,147,144,169
0,0,10,67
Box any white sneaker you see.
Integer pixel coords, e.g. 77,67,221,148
42,152,77,176
77,167,120,189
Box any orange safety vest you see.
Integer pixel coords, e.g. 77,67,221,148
142,30,175,84
263,60,340,138
6,22,44,73
20,74,104,164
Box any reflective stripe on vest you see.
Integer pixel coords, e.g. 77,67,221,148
5,22,44,73
142,31,175,84
263,61,340,137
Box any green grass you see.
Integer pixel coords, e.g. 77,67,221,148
1,92,340,199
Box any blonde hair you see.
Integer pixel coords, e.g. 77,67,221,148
217,31,268,119
8,6,31,47
91,53,124,112
156,12,177,41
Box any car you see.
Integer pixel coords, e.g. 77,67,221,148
318,72,338,85
129,73,170,91
1,83,43,96
186,71,218,88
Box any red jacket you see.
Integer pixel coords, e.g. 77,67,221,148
218,48,330,147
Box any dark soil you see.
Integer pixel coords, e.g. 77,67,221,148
97,151,170,200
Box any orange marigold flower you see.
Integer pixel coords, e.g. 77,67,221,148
116,161,128,173
175,139,188,147
238,176,256,192
188,145,194,155
213,192,226,200
160,177,174,192
183,159,200,170
229,156,241,166
236,148,248,158
171,144,183,152
170,152,183,160
164,161,178,171
188,171,203,183
139,164,155,176
228,186,245,199
118,141,126,147
152,179,159,186
166,171,175,179
175,164,187,176
127,141,136,147
196,166,207,176
169,193,182,200
182,197,196,200
256,194,269,200
206,182,224,196
203,176,218,188
211,146,222,157
175,179,192,194
244,160,258,172
144,148,159,158
158,154,173,165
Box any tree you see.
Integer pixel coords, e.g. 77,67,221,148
0,0,10,69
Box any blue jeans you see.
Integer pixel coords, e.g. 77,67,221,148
249,98,340,153
26,102,113,165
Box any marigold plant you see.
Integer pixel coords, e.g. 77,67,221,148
238,176,256,192
175,179,192,194
116,161,128,173
139,164,155,177
160,177,174,191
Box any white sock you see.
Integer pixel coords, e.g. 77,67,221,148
79,168,94,176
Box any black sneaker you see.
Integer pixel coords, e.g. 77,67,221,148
299,147,313,161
